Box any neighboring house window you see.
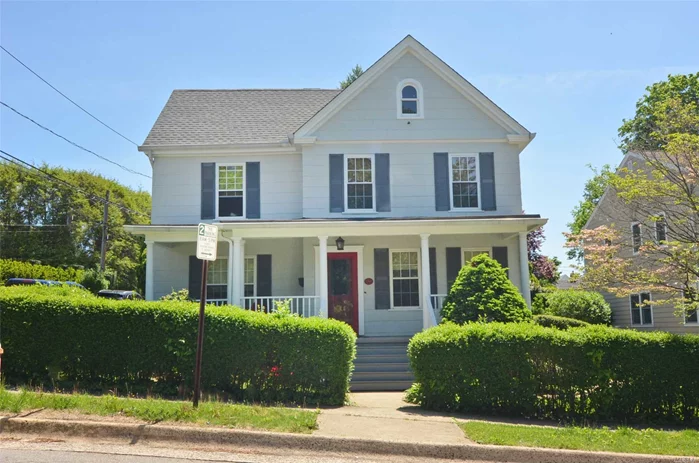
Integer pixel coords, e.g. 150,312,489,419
450,154,480,210
391,250,420,308
463,249,491,266
682,282,699,325
217,164,244,218
244,256,256,297
655,213,667,243
630,292,653,326
346,155,374,211
207,259,227,300
631,222,642,254
396,79,423,118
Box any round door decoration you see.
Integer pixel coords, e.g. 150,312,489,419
364,278,374,285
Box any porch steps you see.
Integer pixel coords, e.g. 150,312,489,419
351,337,414,392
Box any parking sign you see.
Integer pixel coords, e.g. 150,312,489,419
196,223,218,261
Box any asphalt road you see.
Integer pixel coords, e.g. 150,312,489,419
0,438,496,463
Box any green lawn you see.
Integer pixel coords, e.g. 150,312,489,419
0,387,318,434
459,420,699,457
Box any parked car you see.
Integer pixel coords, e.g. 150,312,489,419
4,278,60,286
97,290,143,300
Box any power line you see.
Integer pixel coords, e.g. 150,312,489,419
1,45,140,147
1,101,151,179
0,150,150,220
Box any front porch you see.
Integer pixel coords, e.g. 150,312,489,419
130,216,544,336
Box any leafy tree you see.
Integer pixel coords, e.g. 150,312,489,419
566,165,613,262
441,254,531,324
527,227,560,288
618,73,699,152
567,74,699,315
0,162,150,292
339,64,363,89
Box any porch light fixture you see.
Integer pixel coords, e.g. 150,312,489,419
335,237,345,251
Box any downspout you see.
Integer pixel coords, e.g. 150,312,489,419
219,233,235,305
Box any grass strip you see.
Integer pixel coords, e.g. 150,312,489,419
0,387,318,434
459,420,699,457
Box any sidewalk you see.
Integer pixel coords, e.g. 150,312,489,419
316,392,466,444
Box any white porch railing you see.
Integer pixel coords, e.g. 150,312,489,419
194,299,228,306
430,294,447,323
241,296,320,318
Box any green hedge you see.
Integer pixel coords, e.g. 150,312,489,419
0,286,356,405
533,314,590,329
407,322,699,424
534,290,612,325
0,259,84,284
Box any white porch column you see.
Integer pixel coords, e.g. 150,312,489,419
145,240,154,301
518,231,531,307
318,236,328,318
420,234,435,329
231,237,243,307
239,239,246,301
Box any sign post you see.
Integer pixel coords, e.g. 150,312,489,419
193,223,218,408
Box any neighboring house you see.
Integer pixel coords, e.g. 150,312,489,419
126,35,546,337
584,152,699,335
556,274,578,290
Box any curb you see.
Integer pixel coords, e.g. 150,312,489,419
0,416,695,463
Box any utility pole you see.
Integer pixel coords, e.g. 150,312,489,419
100,190,109,272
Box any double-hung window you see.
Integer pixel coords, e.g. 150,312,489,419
244,256,256,297
655,213,667,243
346,155,374,211
631,222,642,254
683,282,699,325
206,259,228,300
630,292,653,326
450,154,480,210
217,164,245,218
391,250,420,308
463,249,490,266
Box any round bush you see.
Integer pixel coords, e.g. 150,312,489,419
441,254,531,324
544,290,612,325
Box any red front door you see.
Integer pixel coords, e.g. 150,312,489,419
327,252,359,333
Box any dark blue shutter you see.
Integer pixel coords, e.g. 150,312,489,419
375,153,391,212
429,247,437,295
329,154,344,213
257,254,272,296
246,162,261,219
446,247,461,292
188,256,202,297
434,153,449,211
492,246,509,277
479,152,496,211
374,248,390,310
201,163,216,219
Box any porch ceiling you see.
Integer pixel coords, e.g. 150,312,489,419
125,215,547,242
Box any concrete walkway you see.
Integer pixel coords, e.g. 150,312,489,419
315,392,467,444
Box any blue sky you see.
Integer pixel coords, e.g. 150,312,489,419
2,1,698,272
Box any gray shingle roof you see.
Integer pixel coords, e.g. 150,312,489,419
142,89,341,147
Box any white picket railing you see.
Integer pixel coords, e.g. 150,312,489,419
430,294,447,322
241,296,321,318
193,298,228,306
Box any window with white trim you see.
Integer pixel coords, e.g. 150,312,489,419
217,164,244,218
207,259,227,300
631,222,642,254
397,79,423,118
391,250,420,308
450,154,480,209
630,292,653,326
655,213,667,243
244,256,256,297
346,155,374,211
463,249,491,266
682,282,699,325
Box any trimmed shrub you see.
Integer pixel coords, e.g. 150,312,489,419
533,314,590,329
79,268,111,293
441,254,531,324
543,290,612,325
0,286,356,405
0,259,84,283
531,292,550,315
407,322,699,424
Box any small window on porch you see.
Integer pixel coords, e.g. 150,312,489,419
391,250,420,308
244,256,256,297
207,259,228,300
463,249,491,266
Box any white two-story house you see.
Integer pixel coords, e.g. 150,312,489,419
126,36,546,337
